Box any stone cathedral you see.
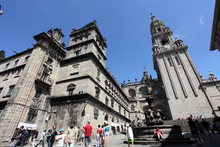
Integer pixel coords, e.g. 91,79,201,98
0,16,220,143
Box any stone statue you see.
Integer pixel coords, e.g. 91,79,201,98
144,108,164,126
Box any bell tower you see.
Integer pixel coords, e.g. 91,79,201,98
150,15,214,119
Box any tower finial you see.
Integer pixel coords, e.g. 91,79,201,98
150,13,156,20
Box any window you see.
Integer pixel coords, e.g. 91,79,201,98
111,99,114,108
131,105,135,111
128,89,136,97
14,60,19,66
0,87,3,94
94,108,99,120
175,56,180,65
95,86,100,98
105,97,109,106
26,107,38,122
34,88,43,98
161,39,169,45
104,114,109,121
98,55,101,60
4,73,10,79
6,85,15,97
168,58,173,67
67,84,76,96
25,56,30,62
124,110,126,116
119,106,121,114
97,69,101,80
75,51,80,56
40,71,49,81
46,58,53,65
5,63,10,69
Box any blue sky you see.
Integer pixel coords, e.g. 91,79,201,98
0,0,219,83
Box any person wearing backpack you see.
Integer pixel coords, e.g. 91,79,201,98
104,123,110,147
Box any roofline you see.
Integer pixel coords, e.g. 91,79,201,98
0,48,33,64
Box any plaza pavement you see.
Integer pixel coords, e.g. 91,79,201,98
73,133,220,147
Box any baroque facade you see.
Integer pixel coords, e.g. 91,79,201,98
0,21,130,142
0,16,220,143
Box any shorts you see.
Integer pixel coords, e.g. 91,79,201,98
105,132,109,136
84,136,91,144
128,139,134,143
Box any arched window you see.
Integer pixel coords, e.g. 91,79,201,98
139,87,147,97
67,84,76,95
128,89,136,97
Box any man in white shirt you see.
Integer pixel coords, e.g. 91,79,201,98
127,124,134,147
54,129,66,147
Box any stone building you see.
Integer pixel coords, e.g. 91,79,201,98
150,15,220,119
0,21,130,142
121,69,172,125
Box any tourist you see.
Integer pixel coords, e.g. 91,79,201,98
20,128,29,147
201,119,212,137
154,128,164,141
48,126,58,147
35,130,46,147
13,126,24,147
100,125,105,147
127,124,134,147
104,123,110,147
65,121,78,147
46,130,52,146
96,125,102,147
79,127,85,144
188,117,202,143
54,128,66,147
84,122,93,147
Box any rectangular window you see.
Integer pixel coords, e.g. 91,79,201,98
40,71,48,81
5,63,10,69
0,87,3,94
16,69,22,76
6,85,15,97
111,99,114,108
25,56,30,62
119,106,121,114
175,56,180,65
168,58,172,67
14,60,19,66
105,97,109,105
97,69,101,80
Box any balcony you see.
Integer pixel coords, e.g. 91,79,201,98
35,72,53,88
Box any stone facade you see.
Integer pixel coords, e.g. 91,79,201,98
121,69,172,125
0,21,130,143
150,15,220,120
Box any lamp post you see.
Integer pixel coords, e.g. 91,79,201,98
0,5,3,15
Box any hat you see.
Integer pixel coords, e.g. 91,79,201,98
59,128,65,132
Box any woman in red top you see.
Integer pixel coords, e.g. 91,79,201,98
155,128,164,141
96,125,102,147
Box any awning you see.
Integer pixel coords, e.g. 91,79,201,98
111,122,120,127
18,122,38,130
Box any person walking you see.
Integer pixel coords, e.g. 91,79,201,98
20,129,29,147
54,129,66,147
104,123,110,147
96,125,102,147
84,122,93,147
127,124,134,147
35,130,46,147
48,126,58,147
65,121,78,147
202,119,212,137
188,117,202,143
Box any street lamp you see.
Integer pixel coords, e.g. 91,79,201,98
0,5,3,15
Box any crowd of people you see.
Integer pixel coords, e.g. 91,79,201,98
188,115,220,143
11,121,117,147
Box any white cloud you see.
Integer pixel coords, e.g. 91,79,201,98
199,14,204,25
